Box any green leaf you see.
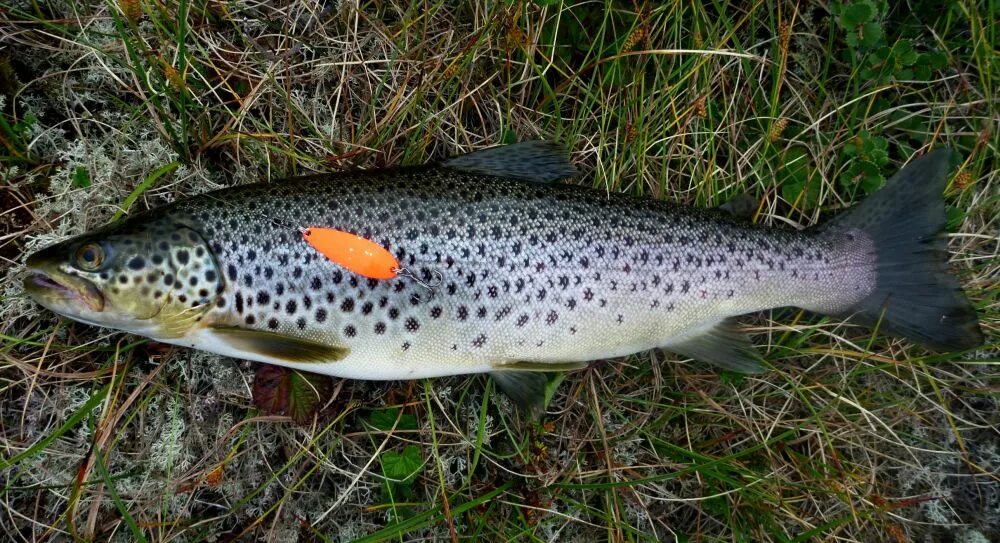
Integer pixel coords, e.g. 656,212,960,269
945,206,964,231
923,51,947,69
897,43,918,65
778,147,819,208
72,166,91,188
859,172,885,194
840,2,874,28
382,445,422,483
859,22,882,48
368,408,418,431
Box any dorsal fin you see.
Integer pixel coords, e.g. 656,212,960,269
443,141,578,182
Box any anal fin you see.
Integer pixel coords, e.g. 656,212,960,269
208,326,349,363
666,318,767,374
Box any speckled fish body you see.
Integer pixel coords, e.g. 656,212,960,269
23,143,983,386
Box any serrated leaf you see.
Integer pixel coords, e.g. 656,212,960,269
840,2,874,27
899,46,918,66
381,445,422,483
856,159,880,177
72,166,91,188
287,370,329,423
252,365,331,424
368,408,418,431
923,51,947,69
859,172,885,195
859,22,882,48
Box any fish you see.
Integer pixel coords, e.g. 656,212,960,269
23,141,983,412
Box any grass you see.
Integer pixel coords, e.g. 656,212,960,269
0,0,997,541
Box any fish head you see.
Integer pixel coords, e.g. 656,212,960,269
23,218,223,339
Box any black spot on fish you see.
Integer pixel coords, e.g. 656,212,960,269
344,325,356,337
297,317,306,330
162,273,173,286
388,307,399,320
546,310,558,325
361,301,373,315
227,264,237,281
472,334,487,348
176,250,189,265
476,306,487,319
128,256,145,270
245,315,256,325
374,322,386,334
311,277,322,290
405,317,419,332
286,300,297,314
235,293,244,313
516,314,529,327
341,298,354,312
457,306,468,321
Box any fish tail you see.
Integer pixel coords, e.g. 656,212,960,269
819,149,982,351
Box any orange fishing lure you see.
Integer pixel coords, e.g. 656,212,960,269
302,227,398,280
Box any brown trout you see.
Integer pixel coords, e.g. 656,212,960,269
23,142,983,408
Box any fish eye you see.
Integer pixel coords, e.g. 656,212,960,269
75,243,105,271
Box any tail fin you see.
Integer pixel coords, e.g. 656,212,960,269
821,149,982,351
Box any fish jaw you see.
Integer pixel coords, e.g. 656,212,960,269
23,262,105,316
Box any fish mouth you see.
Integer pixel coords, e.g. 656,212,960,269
23,269,105,313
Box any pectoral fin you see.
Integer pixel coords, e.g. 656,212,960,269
208,326,349,363
444,141,578,182
666,318,767,374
